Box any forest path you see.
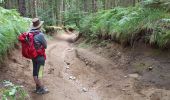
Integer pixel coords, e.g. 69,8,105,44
31,31,170,100
1,31,170,100
29,32,145,100
29,39,94,100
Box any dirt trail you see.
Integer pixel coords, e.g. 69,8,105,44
1,32,170,100
30,40,93,100
0,32,94,100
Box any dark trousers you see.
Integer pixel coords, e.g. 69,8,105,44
32,56,45,78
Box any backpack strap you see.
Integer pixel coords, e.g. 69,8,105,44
29,29,41,36
33,31,40,36
28,31,40,36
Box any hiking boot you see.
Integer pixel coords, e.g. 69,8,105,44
32,85,41,93
36,87,49,94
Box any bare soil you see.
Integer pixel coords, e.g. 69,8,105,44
1,32,170,100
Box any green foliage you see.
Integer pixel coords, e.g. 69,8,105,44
0,7,30,56
64,24,79,30
141,0,170,11
0,80,29,100
63,0,85,29
79,3,170,48
150,18,170,48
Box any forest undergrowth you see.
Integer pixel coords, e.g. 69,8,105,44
65,0,170,49
0,7,30,61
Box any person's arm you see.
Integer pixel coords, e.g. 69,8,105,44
39,33,47,49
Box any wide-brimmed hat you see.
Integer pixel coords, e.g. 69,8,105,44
31,18,44,29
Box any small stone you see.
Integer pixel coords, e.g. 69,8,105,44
148,67,153,71
124,76,128,78
67,48,74,51
85,61,89,65
66,62,70,65
117,52,121,55
69,76,76,80
129,73,139,78
66,66,70,69
82,88,88,92
122,89,126,91
48,68,54,74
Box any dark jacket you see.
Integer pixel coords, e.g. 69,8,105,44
30,29,47,50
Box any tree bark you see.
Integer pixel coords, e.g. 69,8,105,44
92,0,97,12
32,0,37,17
18,0,26,16
83,0,88,12
59,0,64,26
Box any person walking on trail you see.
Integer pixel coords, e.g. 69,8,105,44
30,18,49,94
18,18,49,94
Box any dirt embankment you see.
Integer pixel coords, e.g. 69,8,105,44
70,41,170,100
1,31,170,100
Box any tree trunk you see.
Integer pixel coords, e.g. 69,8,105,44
59,0,64,26
32,0,37,17
51,0,57,25
83,0,88,12
92,0,97,12
102,0,106,9
18,0,26,16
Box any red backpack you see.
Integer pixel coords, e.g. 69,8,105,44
18,32,45,59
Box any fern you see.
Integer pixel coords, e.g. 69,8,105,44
79,1,170,48
0,7,30,56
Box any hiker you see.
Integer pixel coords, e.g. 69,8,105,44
18,18,48,94
29,18,49,94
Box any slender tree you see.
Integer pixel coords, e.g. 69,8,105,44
32,0,37,17
18,0,26,16
92,0,97,12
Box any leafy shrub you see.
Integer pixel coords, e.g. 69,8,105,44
141,0,170,11
79,2,170,48
64,24,79,31
0,7,30,56
0,80,29,100
150,18,170,48
63,9,85,29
